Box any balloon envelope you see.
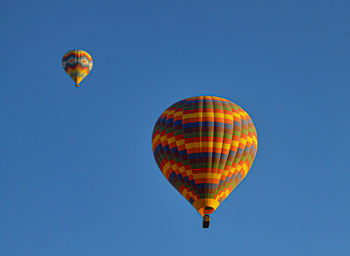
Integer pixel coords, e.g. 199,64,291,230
62,49,93,87
152,96,258,223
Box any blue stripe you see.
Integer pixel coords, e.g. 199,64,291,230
228,150,237,157
196,183,219,189
237,148,244,154
233,121,241,127
170,147,179,154
187,152,228,159
169,172,176,182
251,145,256,154
163,145,170,153
179,150,187,156
166,118,174,125
183,121,233,129
173,120,182,126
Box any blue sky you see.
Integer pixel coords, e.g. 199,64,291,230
1,0,350,255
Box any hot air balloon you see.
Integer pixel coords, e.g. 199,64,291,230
62,49,93,87
152,96,258,228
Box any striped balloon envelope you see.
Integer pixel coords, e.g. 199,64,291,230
62,49,93,87
152,96,258,228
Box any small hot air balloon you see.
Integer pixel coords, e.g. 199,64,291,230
152,96,258,228
62,49,93,87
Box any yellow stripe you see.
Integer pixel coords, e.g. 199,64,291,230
239,138,247,145
182,112,234,120
227,166,236,176
162,109,170,116
232,140,240,147
222,170,229,177
160,135,167,143
233,112,241,118
192,199,220,212
241,163,248,176
152,134,160,148
167,109,175,116
193,173,222,179
185,170,193,176
186,142,225,149
168,136,175,144
247,136,253,144
171,164,179,172
162,162,171,175
183,113,206,119
176,139,185,146
174,111,183,118
179,166,186,174
222,143,231,150
253,136,258,145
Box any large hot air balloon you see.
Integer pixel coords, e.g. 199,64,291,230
152,96,258,228
62,49,93,87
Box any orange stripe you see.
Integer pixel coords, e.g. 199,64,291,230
183,117,215,123
195,178,221,184
187,147,223,154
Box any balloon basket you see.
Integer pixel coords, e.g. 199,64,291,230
203,214,210,228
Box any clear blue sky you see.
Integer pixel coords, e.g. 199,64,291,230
1,0,350,255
